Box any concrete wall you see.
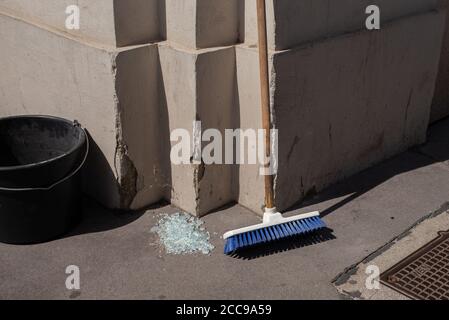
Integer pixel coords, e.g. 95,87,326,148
159,44,236,214
272,12,444,212
165,0,239,49
243,0,439,50
0,0,162,47
0,11,164,210
0,1,446,216
235,11,445,213
432,0,449,122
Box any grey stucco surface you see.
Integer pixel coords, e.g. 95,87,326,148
1,118,449,300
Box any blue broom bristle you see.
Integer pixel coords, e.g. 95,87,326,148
224,216,326,255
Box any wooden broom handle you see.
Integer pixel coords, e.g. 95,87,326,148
256,0,275,209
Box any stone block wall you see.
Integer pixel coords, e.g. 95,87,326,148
432,0,449,122
0,1,446,216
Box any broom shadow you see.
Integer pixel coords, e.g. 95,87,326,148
229,227,336,260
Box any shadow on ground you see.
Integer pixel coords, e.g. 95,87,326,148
228,118,449,260
229,228,336,260
62,198,166,239
288,118,449,219
68,118,449,255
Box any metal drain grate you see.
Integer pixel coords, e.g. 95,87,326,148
381,230,449,300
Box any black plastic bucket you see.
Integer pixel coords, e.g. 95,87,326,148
0,116,88,244
0,116,87,188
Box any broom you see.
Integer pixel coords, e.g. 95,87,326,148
223,0,327,255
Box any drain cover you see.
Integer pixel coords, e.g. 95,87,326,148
381,230,449,300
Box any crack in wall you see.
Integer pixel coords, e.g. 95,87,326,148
115,143,138,209
111,52,138,209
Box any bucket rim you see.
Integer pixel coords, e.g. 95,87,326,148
0,128,89,192
0,115,86,172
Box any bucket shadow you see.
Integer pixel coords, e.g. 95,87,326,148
60,132,167,239
228,227,336,260
62,197,146,238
